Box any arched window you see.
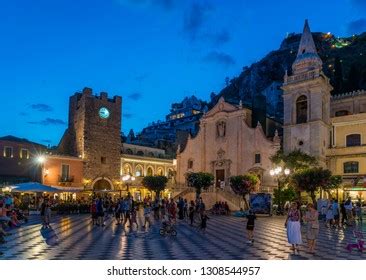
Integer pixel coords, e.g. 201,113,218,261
346,134,361,147
147,167,154,176
344,161,359,173
296,95,307,124
335,110,350,117
123,164,132,175
125,148,133,155
187,159,193,169
148,152,155,157
136,151,144,156
157,167,164,176
135,165,143,177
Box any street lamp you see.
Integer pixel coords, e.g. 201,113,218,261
122,174,136,197
270,166,291,214
36,155,47,184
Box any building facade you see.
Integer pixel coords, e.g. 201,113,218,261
0,136,46,185
176,97,281,194
121,143,176,200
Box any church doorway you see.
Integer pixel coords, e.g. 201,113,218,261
216,169,225,188
92,178,113,191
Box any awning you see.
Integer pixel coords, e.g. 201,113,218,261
7,182,60,193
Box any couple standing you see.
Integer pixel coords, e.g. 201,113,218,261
285,202,319,254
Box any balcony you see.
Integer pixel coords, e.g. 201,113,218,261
58,175,75,183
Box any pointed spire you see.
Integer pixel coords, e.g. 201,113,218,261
297,19,318,56
292,19,322,74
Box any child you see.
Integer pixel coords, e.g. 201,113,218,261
200,213,209,233
246,210,256,244
143,203,151,228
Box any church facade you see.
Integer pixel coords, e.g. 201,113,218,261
176,97,281,193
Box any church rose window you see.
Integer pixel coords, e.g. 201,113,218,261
296,95,307,124
346,134,361,147
344,161,359,174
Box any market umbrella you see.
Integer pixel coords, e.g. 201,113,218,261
9,182,60,193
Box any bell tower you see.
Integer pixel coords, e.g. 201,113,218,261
282,20,332,165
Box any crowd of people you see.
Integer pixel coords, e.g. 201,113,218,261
211,201,230,215
88,195,209,234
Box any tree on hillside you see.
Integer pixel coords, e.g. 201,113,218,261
142,176,168,200
230,174,259,210
186,172,214,199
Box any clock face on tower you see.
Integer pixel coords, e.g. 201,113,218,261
99,107,110,119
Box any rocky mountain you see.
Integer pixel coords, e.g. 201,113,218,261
211,31,366,121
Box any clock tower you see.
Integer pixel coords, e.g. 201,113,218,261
58,87,122,190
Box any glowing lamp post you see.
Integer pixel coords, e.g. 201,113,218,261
122,174,136,197
36,155,47,184
270,166,290,214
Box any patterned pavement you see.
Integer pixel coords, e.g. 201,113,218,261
1,213,365,260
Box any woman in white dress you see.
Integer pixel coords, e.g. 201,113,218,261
285,202,302,253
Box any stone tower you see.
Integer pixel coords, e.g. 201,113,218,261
282,20,332,165
58,87,122,190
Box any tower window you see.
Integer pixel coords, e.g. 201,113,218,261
296,95,308,124
346,134,361,147
255,153,261,164
101,157,107,164
188,159,193,169
344,161,359,174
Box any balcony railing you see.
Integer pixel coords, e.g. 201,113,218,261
58,176,75,183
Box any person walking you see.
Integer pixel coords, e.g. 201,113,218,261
285,202,302,254
143,203,151,228
344,197,354,226
325,202,334,228
188,201,195,226
246,210,256,244
200,213,209,233
304,203,319,253
90,199,98,226
332,199,340,228
340,200,347,226
183,199,188,220
96,197,104,227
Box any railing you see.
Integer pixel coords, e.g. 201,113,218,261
58,176,75,183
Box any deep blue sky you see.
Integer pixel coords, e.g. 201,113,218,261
1,0,365,146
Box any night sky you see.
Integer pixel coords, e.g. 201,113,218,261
0,0,365,146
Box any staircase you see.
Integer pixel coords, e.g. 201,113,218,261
172,185,244,210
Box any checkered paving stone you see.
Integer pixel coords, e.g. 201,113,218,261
1,213,365,260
